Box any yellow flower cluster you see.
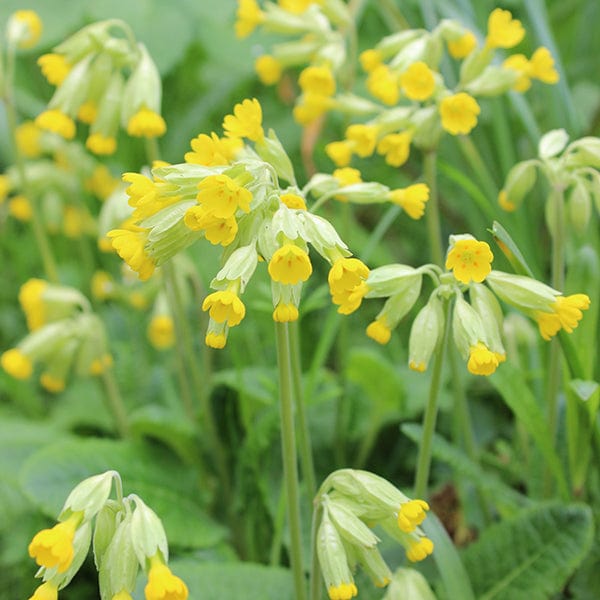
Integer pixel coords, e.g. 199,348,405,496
34,20,166,155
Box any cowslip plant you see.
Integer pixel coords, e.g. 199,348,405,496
313,469,433,599
26,471,188,600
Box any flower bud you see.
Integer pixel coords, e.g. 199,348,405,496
93,501,121,570
353,545,392,589
498,159,537,211
408,294,445,372
61,471,115,521
383,567,437,600
459,46,494,85
567,179,592,234
6,10,43,50
130,496,169,567
299,212,349,259
213,244,259,291
465,65,519,96
538,128,569,160
452,294,486,360
255,130,295,184
469,282,506,358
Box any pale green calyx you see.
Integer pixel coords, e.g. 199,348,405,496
61,471,116,521
538,128,569,160
452,294,486,358
100,513,138,600
486,270,559,311
383,567,437,600
211,244,259,291
130,495,169,568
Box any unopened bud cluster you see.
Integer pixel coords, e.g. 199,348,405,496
314,469,434,599
26,471,188,600
499,129,600,234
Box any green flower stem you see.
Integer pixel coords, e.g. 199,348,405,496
456,136,497,222
544,184,566,495
3,44,59,283
99,367,130,437
275,322,308,600
289,320,317,497
309,502,324,600
414,300,451,499
424,150,444,267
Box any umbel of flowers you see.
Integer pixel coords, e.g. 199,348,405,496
338,234,590,377
26,470,188,600
238,4,560,168
498,128,600,233
0,279,112,392
34,19,166,154
109,97,386,349
314,469,434,600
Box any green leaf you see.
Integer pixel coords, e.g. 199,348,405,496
490,221,535,278
489,363,569,499
134,560,294,600
421,512,476,600
402,424,530,513
463,503,594,600
20,437,226,549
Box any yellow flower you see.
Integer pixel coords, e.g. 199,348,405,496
127,108,166,138
328,258,369,314
40,373,66,393
448,32,477,59
299,65,336,97
16,121,42,157
400,62,436,101
280,193,306,210
503,54,532,92
184,207,238,246
439,93,480,135
85,165,118,200
202,291,246,326
28,582,58,600
89,354,113,376
366,319,391,345
9,195,33,221
268,244,313,285
327,583,358,600
388,183,429,219
397,499,430,532
77,101,98,124
28,512,82,573
148,315,175,350
293,93,333,125
144,558,189,600
38,53,71,85
273,303,299,322
278,0,319,13
223,98,264,141
185,132,243,166
345,124,378,158
35,109,76,140
0,174,11,201
235,0,265,38
529,47,559,84
19,278,47,331
445,238,493,284
1,348,33,380
376,132,412,167
108,228,156,281
406,537,434,562
205,332,227,349
86,133,117,155
366,65,399,106
485,8,525,49
197,174,252,218
359,49,383,73
535,294,590,341
255,55,283,85
333,168,362,187
112,591,133,600
467,342,499,375
11,10,43,49
325,140,354,167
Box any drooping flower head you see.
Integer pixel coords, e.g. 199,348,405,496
328,258,370,314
